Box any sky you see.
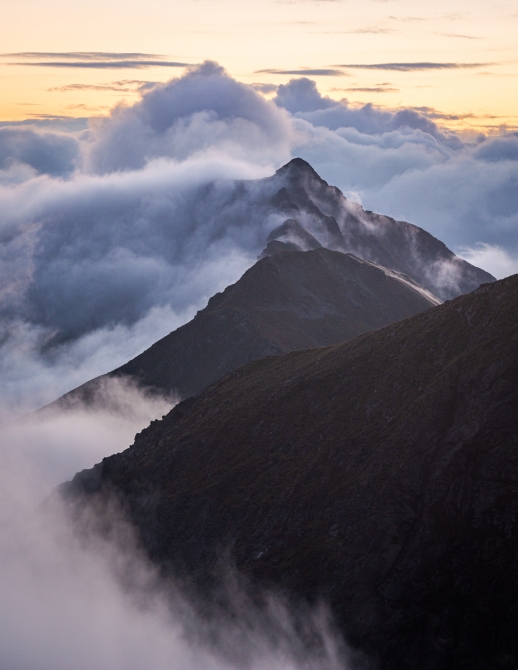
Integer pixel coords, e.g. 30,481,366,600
1,0,518,132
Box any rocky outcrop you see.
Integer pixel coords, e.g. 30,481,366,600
260,159,494,301
62,274,518,669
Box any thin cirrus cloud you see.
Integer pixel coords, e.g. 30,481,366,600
1,52,191,69
336,61,489,71
433,32,481,40
48,81,156,93
344,86,398,92
314,27,397,34
256,68,345,76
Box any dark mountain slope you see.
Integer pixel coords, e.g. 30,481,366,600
64,274,518,669
50,248,438,405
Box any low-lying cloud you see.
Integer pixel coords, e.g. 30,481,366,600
0,61,517,422
0,393,351,670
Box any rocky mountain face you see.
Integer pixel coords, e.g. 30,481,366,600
38,158,492,412
243,158,493,301
62,274,518,670
48,247,439,406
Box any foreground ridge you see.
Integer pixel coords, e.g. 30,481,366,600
63,274,518,669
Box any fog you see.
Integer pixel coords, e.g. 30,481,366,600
0,388,351,670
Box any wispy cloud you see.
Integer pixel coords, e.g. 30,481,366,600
9,61,189,69
314,27,397,34
343,86,398,92
48,80,156,93
337,62,489,71
256,68,345,76
433,32,481,40
251,83,279,94
388,15,426,22
1,52,190,69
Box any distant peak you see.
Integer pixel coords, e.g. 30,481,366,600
275,158,322,180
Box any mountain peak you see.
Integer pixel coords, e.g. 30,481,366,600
275,157,323,180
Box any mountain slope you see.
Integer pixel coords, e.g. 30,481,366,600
50,248,439,405
245,158,494,300
63,274,518,669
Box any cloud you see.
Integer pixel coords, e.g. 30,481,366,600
433,32,481,39
273,78,457,143
1,52,167,60
316,27,396,34
0,63,517,422
337,62,489,71
473,135,518,162
0,126,79,179
0,62,295,419
274,78,337,113
2,376,176,489
457,243,518,280
48,80,156,93
85,61,292,173
0,117,89,132
343,87,398,93
9,60,190,69
256,68,345,76
0,393,351,670
251,83,279,94
2,52,192,69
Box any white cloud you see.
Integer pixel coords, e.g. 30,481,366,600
0,401,350,669
457,243,518,280
0,65,517,421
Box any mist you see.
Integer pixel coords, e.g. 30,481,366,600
0,389,352,670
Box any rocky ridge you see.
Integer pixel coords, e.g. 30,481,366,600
63,274,518,669
46,247,439,408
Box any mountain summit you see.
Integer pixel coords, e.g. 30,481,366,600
260,158,493,300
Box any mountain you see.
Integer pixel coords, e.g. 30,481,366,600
49,247,439,407
62,274,518,669
240,158,493,301
38,157,492,412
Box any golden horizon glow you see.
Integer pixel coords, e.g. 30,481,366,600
1,0,517,133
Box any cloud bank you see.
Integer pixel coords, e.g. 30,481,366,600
0,61,517,422
0,403,351,670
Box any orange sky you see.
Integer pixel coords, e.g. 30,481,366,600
1,0,517,132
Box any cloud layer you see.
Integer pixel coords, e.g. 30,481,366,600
0,62,517,422
0,396,350,670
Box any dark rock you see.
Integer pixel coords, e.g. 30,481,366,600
47,248,439,407
64,274,518,669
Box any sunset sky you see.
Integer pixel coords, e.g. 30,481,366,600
1,0,518,422
1,0,517,132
